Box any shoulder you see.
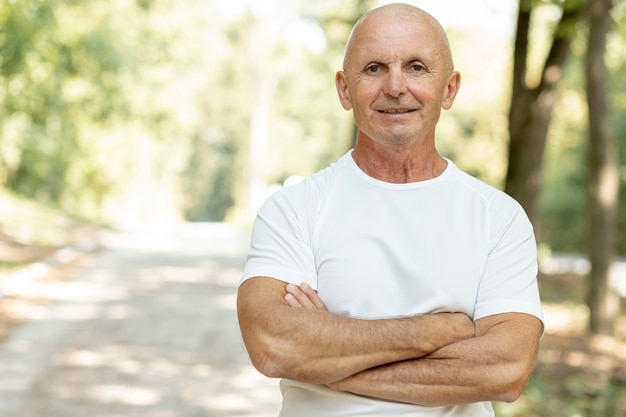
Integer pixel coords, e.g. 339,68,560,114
446,163,533,239
448,163,523,213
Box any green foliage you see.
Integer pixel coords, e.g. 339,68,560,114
0,0,625,411
0,186,95,272
0,0,134,212
494,271,626,416
538,87,588,253
437,26,511,188
612,21,626,255
0,0,624,237
495,375,626,417
535,0,626,256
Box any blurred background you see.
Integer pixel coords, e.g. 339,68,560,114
0,0,625,415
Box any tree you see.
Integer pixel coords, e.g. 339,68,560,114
585,0,619,334
505,0,585,225
0,0,133,210
240,0,375,218
310,0,376,149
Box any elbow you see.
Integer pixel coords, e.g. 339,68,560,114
246,338,308,381
247,339,332,383
487,366,533,403
239,320,294,378
475,379,524,404
493,380,525,403
246,338,291,379
252,355,284,379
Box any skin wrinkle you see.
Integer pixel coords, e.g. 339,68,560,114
237,2,543,410
343,5,455,74
336,5,460,183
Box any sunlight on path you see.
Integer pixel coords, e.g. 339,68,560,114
0,223,281,417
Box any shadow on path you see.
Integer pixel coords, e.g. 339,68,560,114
0,223,281,417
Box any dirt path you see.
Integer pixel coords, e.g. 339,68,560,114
0,223,281,417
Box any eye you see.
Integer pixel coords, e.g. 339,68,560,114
412,64,424,72
366,64,380,73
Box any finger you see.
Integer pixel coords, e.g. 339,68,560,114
300,282,328,311
285,283,317,309
284,292,303,308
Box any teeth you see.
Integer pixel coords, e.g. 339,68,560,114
382,109,410,114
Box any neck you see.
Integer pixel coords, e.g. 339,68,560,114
352,139,447,183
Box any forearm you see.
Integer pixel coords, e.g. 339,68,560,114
328,313,542,406
328,339,513,406
237,277,474,384
249,307,432,383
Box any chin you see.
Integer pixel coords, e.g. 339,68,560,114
379,134,415,146
358,128,421,148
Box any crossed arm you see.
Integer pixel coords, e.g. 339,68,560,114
237,276,542,406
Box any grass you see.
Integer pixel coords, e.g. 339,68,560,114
0,189,98,272
494,272,626,417
1,188,624,415
0,189,102,341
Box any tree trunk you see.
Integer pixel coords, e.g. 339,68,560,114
586,0,619,335
505,1,583,225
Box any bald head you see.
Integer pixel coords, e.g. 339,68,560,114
343,3,454,74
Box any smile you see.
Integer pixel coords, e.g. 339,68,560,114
379,109,415,114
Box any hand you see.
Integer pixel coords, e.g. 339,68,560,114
284,282,328,311
327,312,475,394
435,312,476,341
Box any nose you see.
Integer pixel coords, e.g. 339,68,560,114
383,67,407,97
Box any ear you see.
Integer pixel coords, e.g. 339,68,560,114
441,71,461,110
335,71,353,111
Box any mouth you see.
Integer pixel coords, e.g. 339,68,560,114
378,109,415,115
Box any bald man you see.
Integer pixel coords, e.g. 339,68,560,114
237,4,543,416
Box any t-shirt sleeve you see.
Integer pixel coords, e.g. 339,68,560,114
473,202,544,327
240,189,318,289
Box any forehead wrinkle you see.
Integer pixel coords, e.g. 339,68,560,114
342,4,453,74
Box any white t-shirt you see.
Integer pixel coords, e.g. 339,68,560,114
241,150,543,417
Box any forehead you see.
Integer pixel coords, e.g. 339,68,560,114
349,12,446,65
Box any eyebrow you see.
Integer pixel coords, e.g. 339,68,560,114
359,56,428,66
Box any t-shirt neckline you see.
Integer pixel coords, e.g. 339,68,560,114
344,149,454,190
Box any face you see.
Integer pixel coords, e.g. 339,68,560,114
336,9,460,148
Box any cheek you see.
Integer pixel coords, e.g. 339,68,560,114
352,80,380,100
349,91,370,112
353,96,375,116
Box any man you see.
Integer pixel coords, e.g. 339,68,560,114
237,3,543,416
